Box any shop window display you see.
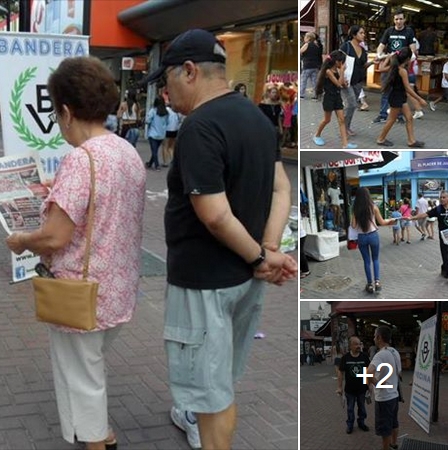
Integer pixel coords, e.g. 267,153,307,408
311,167,348,240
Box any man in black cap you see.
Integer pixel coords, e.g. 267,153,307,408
143,29,297,450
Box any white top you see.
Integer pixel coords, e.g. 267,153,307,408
300,211,306,238
443,62,448,89
416,197,429,214
327,187,340,205
371,346,401,402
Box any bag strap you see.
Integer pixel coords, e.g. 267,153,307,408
80,146,95,281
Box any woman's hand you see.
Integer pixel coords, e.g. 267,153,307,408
6,232,28,255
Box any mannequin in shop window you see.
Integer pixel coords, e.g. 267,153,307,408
327,181,342,230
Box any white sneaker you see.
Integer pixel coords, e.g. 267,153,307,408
429,101,436,112
170,407,201,449
413,110,424,119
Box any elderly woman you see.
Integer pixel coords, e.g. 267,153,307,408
6,57,146,450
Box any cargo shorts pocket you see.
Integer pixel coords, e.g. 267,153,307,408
164,326,209,389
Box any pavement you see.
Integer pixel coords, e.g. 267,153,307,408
300,89,448,149
300,224,448,299
0,136,299,450
300,362,448,450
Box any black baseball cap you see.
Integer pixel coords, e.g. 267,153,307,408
143,29,227,84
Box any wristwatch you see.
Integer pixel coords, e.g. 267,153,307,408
250,247,266,268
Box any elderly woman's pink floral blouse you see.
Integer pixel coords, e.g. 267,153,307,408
41,134,146,332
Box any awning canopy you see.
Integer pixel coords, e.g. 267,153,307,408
118,0,298,42
314,319,331,337
300,151,398,169
300,0,315,27
331,301,435,315
300,330,324,340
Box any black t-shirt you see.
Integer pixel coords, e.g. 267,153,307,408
258,103,283,128
165,92,278,289
427,205,448,232
380,26,415,53
339,352,370,394
302,42,322,70
340,41,368,85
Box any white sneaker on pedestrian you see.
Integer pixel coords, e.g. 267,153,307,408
429,101,436,112
170,407,201,449
413,110,424,119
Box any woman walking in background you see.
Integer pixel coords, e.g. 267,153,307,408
145,96,168,171
340,25,374,136
300,32,322,99
352,187,396,293
117,89,140,147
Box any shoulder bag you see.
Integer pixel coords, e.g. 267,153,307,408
32,147,98,331
388,348,404,403
341,41,355,87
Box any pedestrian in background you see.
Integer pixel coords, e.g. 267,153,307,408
390,206,402,245
300,32,322,99
142,28,297,450
6,56,146,450
340,25,374,136
234,82,247,97
313,50,358,149
429,60,448,111
161,104,181,167
399,197,413,244
367,326,402,450
412,190,448,278
426,199,436,240
117,88,140,146
415,192,429,240
145,95,168,171
337,336,371,435
352,187,396,293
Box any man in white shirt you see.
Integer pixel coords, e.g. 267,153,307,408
415,193,429,240
367,326,402,450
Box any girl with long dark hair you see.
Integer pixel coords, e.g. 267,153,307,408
376,47,427,148
313,50,357,149
352,187,396,293
145,95,168,170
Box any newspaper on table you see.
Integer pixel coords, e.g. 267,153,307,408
0,151,49,235
0,151,49,283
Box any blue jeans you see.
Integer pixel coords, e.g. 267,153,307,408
148,137,163,169
346,391,367,428
358,231,380,283
300,68,318,97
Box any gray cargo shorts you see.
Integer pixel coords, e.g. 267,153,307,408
164,278,265,413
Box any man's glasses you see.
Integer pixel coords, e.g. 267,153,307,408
158,66,178,88
49,111,57,123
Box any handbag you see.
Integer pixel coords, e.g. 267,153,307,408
341,42,355,86
388,348,405,403
32,147,98,331
347,225,358,250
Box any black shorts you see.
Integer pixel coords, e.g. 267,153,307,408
388,91,407,108
375,397,399,437
323,92,343,112
165,130,178,138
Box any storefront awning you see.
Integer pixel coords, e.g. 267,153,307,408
300,151,398,168
118,0,298,42
331,301,435,315
300,0,315,27
300,330,324,340
314,319,331,337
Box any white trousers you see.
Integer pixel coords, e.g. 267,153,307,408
48,326,121,443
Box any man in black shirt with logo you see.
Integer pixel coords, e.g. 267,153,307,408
373,9,416,123
412,190,448,277
337,336,371,434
